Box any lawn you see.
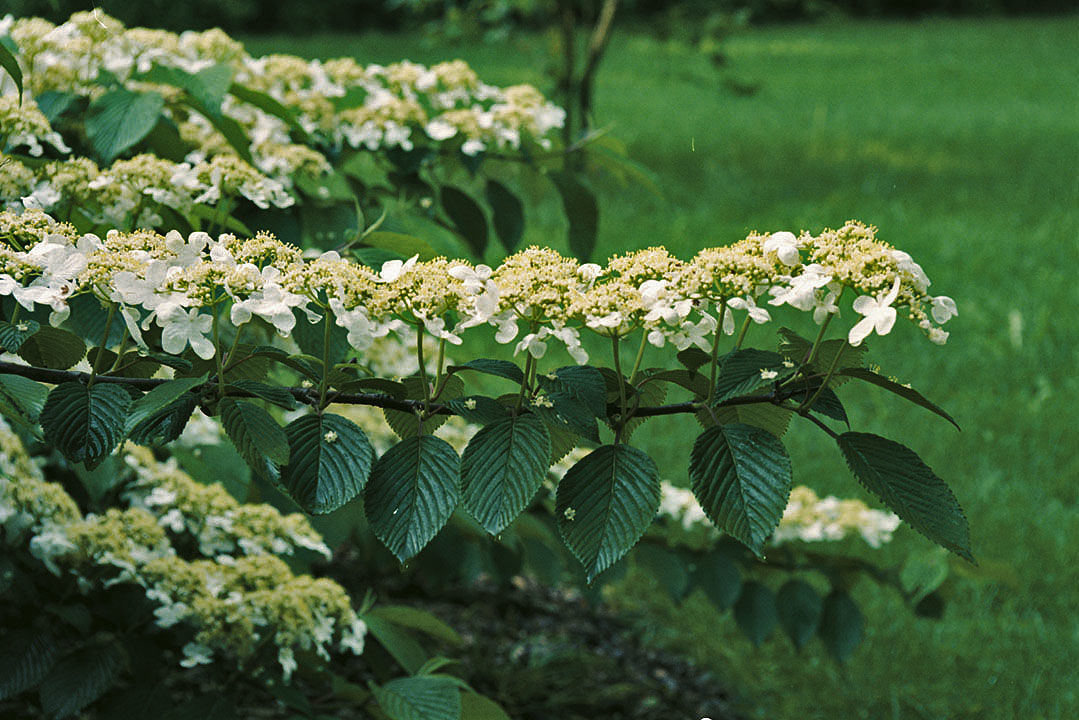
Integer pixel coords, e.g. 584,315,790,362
244,15,1079,719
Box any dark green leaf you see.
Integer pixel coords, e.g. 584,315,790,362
556,444,661,582
642,368,709,398
446,395,511,426
219,398,290,480
361,614,427,675
460,692,512,720
837,432,972,561
124,376,205,435
0,41,23,102
365,435,461,561
300,202,361,250
229,83,311,141
337,377,406,398
711,403,793,438
836,367,960,429
462,415,551,534
127,394,197,446
226,379,298,410
712,349,788,406
39,642,126,719
374,676,460,720
366,606,462,647
900,547,950,605
41,382,131,468
182,95,253,165
86,89,164,163
676,347,711,373
734,581,778,647
17,326,86,370
690,549,742,611
35,92,78,124
0,631,61,700
538,365,607,418
549,171,598,261
777,579,823,650
383,375,464,438
690,424,792,556
141,115,188,162
361,231,438,261
440,186,488,258
279,413,374,514
485,179,524,253
448,358,524,384
619,372,667,441
633,543,689,602
0,373,48,427
291,310,350,366
806,386,849,426
819,590,863,662
0,319,39,351
533,392,599,443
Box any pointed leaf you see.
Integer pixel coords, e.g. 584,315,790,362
533,392,599,443
219,398,290,480
556,444,661,582
124,376,205,435
39,642,126,719
446,395,511,425
0,41,23,102
643,368,709,398
225,379,298,410
0,319,39,351
549,171,598,261
279,413,374,514
712,349,788,406
837,432,972,560
362,614,427,675
690,424,792,556
375,676,460,720
365,435,460,561
538,365,607,417
734,581,778,647
691,549,742,611
383,375,464,439
86,89,165,163
0,631,61,700
777,579,823,650
127,394,197,446
448,358,524,384
440,185,488,258
229,83,310,141
462,415,551,534
819,590,863,662
461,691,512,720
711,403,793,438
17,326,86,370
806,386,849,426
0,373,48,427
677,347,711,373
41,382,131,467
485,179,524,253
836,368,960,429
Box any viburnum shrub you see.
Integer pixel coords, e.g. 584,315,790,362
0,11,970,720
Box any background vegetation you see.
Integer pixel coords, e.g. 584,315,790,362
237,15,1079,719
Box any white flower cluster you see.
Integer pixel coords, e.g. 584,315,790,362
0,212,957,371
656,481,901,548
0,417,366,679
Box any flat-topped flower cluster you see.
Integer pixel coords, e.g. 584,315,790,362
0,209,956,364
1,10,565,173
0,416,366,680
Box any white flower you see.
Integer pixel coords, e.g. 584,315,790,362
230,281,310,335
153,601,189,628
330,299,388,352
578,263,603,285
278,646,298,680
160,307,216,359
928,327,949,345
768,264,833,311
763,231,802,266
891,250,930,293
930,295,958,324
516,331,547,359
180,642,214,667
339,616,367,655
848,277,901,346
760,369,778,380
377,255,418,283
727,296,770,324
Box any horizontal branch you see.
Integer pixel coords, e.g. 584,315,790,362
0,360,784,420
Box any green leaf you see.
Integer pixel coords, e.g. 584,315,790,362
538,365,607,418
35,91,78,123
279,413,374,514
837,432,972,561
446,395,511,426
300,201,361,250
0,319,39,351
836,367,960,430
17,326,86,370
0,631,61,700
362,231,439,261
711,349,788,406
556,444,661,582
383,375,464,438
124,376,205,435
440,185,488,258
182,95,253,165
85,89,165,163
620,372,666,441
533,392,599,443
127,394,197,446
41,382,132,468
448,358,524,384
291,310,351,366
226,379,298,409
805,386,849,426
365,435,461,561
374,676,460,720
485,179,524,253
690,549,742,611
219,398,290,480
367,606,463,647
734,581,778,647
776,579,823,651
461,415,551,535
39,642,126,719
900,547,950,605
642,368,709,398
362,614,428,675
229,83,311,141
690,424,792,556
549,171,598,261
0,40,23,102
711,403,793,438
460,692,512,720
0,373,48,427
819,590,863,663
676,347,711,373
633,543,689,602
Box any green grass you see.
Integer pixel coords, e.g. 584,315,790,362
244,16,1079,719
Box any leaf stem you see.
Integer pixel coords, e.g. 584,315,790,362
734,315,752,350
628,331,648,385
318,306,333,411
706,301,728,404
612,333,628,442
212,308,227,399
800,339,845,412
88,303,117,388
516,352,535,412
